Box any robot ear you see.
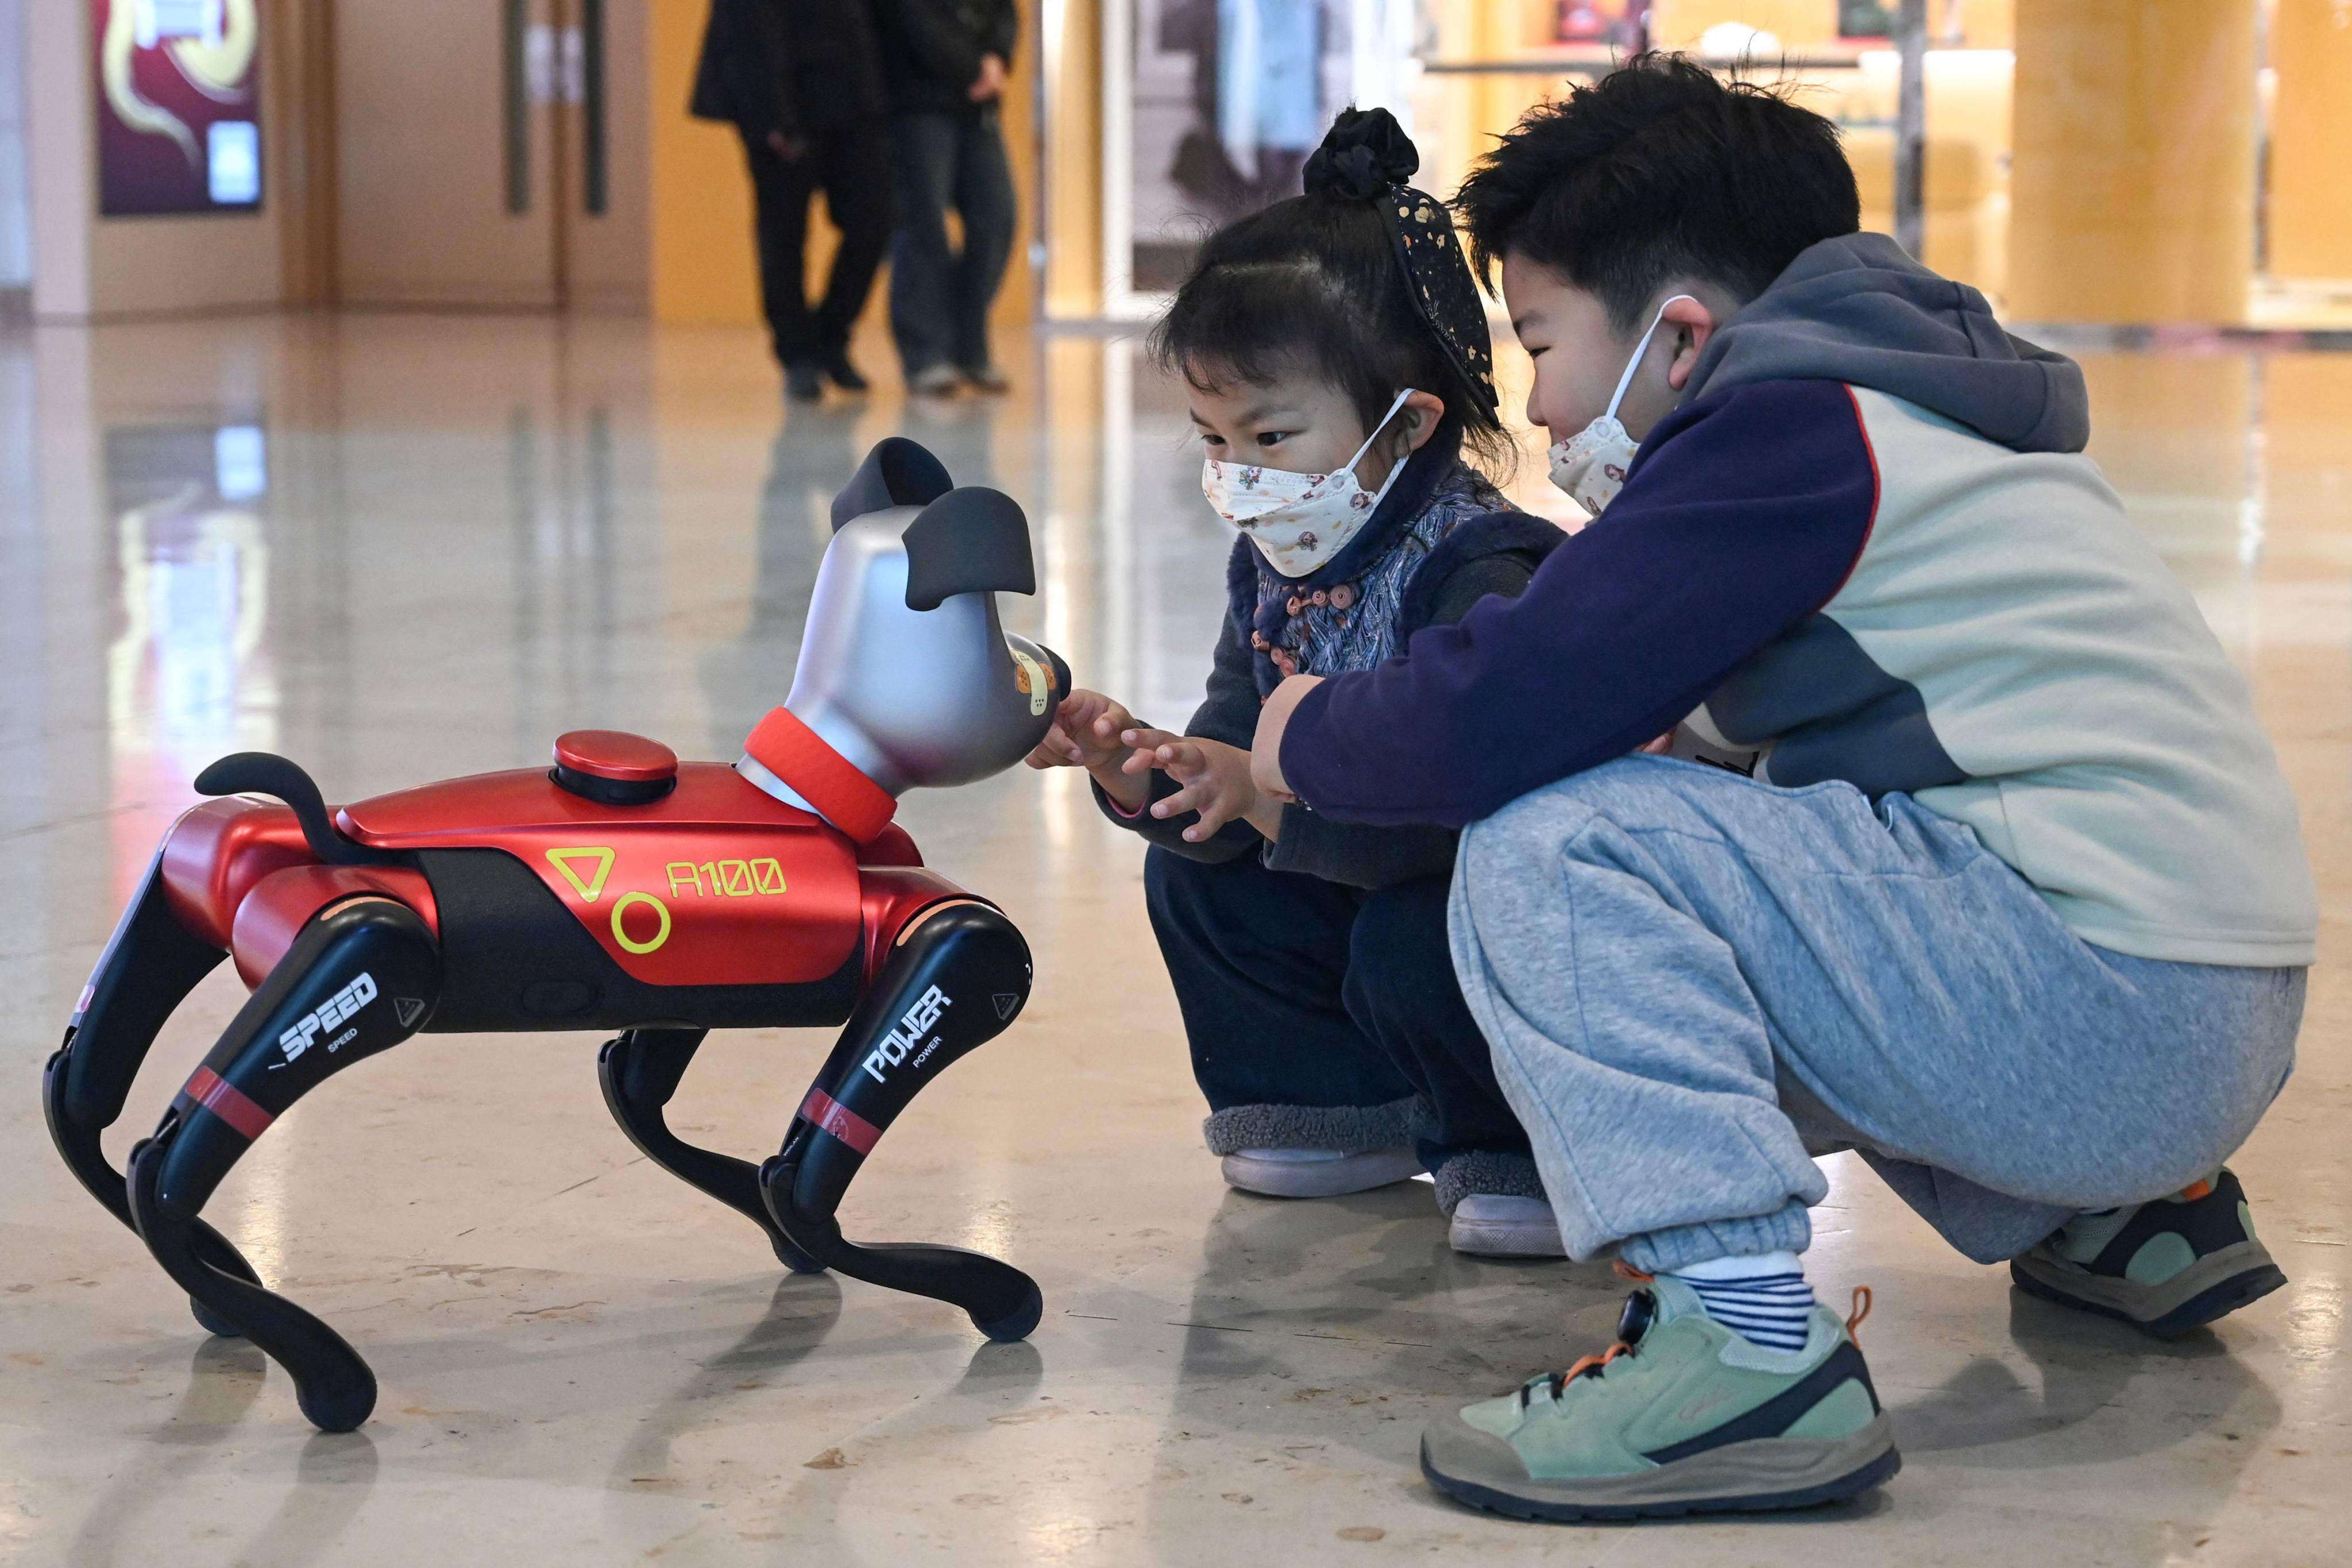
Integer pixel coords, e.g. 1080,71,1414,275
902,488,1037,611
832,438,954,530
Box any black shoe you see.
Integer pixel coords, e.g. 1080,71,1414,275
785,361,824,403
821,350,868,393
2010,1167,2286,1338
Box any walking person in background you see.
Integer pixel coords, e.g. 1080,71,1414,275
872,0,1021,397
692,0,894,402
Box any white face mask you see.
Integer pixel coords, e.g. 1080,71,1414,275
1202,389,1417,576
1546,296,1694,517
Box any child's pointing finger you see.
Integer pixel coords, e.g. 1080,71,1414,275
1118,727,1187,773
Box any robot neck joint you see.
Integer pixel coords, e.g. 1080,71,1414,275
741,707,898,843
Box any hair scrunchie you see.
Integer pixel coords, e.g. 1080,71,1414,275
1303,107,1420,200
1295,107,1499,422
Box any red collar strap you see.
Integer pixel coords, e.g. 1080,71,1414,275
744,706,898,843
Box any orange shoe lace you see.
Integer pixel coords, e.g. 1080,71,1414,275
1554,1341,1631,1389
1533,1262,1656,1401
1534,1266,1875,1404
1845,1284,1873,1343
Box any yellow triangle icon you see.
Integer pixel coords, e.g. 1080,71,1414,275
545,847,615,902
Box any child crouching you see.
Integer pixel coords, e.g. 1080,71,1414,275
1026,110,1567,1255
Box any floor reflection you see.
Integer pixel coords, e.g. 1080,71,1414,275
102,423,278,899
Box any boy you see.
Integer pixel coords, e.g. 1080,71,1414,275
1242,57,2315,1521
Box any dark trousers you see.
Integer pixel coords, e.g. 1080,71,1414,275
1143,847,1536,1191
886,107,1017,375
740,123,894,366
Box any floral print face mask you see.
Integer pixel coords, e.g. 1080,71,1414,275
1547,297,1692,518
1202,389,1416,577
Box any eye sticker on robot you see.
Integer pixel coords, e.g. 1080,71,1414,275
1011,650,1050,717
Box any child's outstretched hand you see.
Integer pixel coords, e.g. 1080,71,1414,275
1029,689,1141,771
1029,689,1157,812
1119,728,1284,843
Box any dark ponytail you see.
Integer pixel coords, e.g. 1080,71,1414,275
1149,110,1513,477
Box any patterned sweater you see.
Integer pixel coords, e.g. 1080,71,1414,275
1096,439,1562,889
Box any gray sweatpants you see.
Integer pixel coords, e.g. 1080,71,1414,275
1447,755,2305,1274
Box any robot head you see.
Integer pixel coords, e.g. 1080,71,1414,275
754,438,1069,800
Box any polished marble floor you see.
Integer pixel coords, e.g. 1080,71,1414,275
1,313,2347,1566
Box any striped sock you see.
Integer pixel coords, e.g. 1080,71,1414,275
1671,1251,1815,1352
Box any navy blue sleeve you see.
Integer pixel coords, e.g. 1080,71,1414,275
1278,379,1879,827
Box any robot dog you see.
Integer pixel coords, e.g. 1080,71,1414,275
44,438,1069,1432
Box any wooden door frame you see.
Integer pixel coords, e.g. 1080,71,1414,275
269,0,340,307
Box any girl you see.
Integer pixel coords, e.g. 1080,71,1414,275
1028,109,1567,1256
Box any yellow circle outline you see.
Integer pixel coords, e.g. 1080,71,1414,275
610,891,672,955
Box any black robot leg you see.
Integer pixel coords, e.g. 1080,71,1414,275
597,1027,825,1274
43,847,269,1335
759,901,1042,1341
126,896,440,1432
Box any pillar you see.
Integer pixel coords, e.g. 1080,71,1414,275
2008,0,2257,324
2268,0,2352,280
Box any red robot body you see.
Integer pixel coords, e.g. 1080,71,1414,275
343,758,868,988
169,755,959,1002
45,438,1067,1434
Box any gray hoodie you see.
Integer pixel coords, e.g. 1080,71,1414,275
1280,231,2315,967
1690,232,2090,455
1689,234,2315,965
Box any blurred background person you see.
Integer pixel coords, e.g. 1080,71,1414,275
874,0,1020,397
692,0,894,402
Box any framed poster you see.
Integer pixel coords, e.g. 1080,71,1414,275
95,0,264,217
1103,0,1419,317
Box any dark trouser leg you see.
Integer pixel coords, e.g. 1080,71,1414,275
808,123,896,356
887,114,958,375
742,130,820,365
947,106,1018,373
1344,875,1542,1211
1143,847,1422,1154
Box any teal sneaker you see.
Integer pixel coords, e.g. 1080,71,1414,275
1420,1274,1899,1521
2010,1167,2285,1339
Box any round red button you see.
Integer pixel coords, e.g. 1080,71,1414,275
552,730,678,783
